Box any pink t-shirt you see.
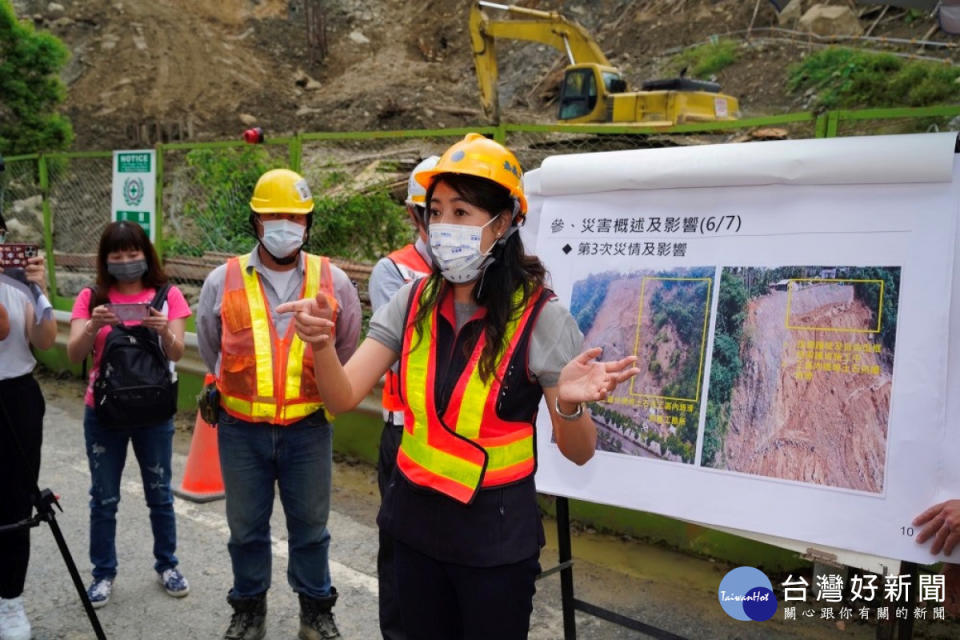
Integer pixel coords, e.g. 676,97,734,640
71,285,192,407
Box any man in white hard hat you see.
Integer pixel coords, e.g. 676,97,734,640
366,155,438,640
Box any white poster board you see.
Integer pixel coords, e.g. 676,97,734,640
526,132,959,565
111,149,157,242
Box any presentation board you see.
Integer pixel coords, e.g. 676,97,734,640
526,132,959,565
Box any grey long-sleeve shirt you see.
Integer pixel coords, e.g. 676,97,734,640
196,246,362,374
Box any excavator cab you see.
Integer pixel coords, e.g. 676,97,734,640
558,64,624,122
558,67,598,120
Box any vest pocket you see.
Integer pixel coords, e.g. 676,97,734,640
222,289,252,333
220,352,256,397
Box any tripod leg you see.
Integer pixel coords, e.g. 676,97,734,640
43,512,107,640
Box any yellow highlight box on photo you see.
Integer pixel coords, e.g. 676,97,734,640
784,278,884,334
625,276,713,404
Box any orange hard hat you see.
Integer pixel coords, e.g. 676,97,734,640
416,133,527,220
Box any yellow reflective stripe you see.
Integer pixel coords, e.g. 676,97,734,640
222,394,276,421
238,254,274,399
405,282,433,439
400,427,484,489
484,434,534,471
222,395,323,424
455,289,525,439
285,254,322,399
281,401,323,421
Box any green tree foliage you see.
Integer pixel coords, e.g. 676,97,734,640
651,275,711,400
0,1,73,154
569,271,617,335
702,270,747,467
165,147,277,256
849,267,900,353
787,47,960,110
166,147,411,262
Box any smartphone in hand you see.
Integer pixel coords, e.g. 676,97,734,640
0,244,39,268
107,303,151,323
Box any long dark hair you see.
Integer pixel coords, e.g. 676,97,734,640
412,173,546,382
89,221,168,311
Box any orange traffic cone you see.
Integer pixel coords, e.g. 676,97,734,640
173,408,225,503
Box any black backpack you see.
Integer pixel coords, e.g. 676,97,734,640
93,285,178,429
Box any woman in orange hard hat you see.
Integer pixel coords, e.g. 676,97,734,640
278,133,639,639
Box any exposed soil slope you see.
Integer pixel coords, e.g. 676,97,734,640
13,0,954,150
721,285,890,492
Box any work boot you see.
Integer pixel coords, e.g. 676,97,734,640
223,593,266,640
298,588,341,640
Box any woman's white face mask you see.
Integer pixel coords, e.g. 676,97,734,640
428,216,498,284
260,218,305,258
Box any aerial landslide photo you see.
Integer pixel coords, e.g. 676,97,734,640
701,267,901,493
570,267,714,464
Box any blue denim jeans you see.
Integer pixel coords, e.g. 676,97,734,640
217,409,334,599
83,406,178,580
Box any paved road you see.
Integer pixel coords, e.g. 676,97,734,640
18,389,958,639
20,401,581,639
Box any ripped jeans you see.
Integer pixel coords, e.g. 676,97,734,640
83,406,178,580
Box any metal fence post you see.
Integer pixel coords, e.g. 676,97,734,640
815,112,828,138
289,134,303,173
826,111,840,138
155,143,165,260
37,154,57,299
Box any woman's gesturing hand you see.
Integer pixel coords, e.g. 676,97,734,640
276,291,337,347
557,347,640,406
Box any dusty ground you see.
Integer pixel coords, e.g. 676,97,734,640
10,0,956,150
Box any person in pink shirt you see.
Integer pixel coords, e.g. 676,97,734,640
66,221,192,608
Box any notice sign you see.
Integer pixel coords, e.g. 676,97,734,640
524,132,960,564
111,150,156,242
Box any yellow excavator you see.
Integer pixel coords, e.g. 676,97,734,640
469,1,740,126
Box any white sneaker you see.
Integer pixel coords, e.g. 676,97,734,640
0,596,32,640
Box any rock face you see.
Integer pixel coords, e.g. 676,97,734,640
798,4,864,37
778,0,805,26
4,195,45,244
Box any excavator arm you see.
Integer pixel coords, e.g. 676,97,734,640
470,1,611,123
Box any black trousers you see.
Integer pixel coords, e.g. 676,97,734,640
393,539,540,640
377,420,405,640
0,373,45,598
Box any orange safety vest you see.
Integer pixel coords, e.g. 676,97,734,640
396,279,545,504
217,253,337,425
381,244,432,415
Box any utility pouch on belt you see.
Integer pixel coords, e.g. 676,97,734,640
197,381,221,426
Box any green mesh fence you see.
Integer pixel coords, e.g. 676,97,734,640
44,153,113,298
17,108,956,309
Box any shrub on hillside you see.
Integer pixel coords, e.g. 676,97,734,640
787,47,960,110
0,0,73,155
165,146,410,262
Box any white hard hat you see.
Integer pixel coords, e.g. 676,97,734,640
405,155,441,207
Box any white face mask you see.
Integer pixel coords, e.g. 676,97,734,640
428,217,498,284
260,219,305,259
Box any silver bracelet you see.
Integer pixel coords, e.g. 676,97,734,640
554,397,584,421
